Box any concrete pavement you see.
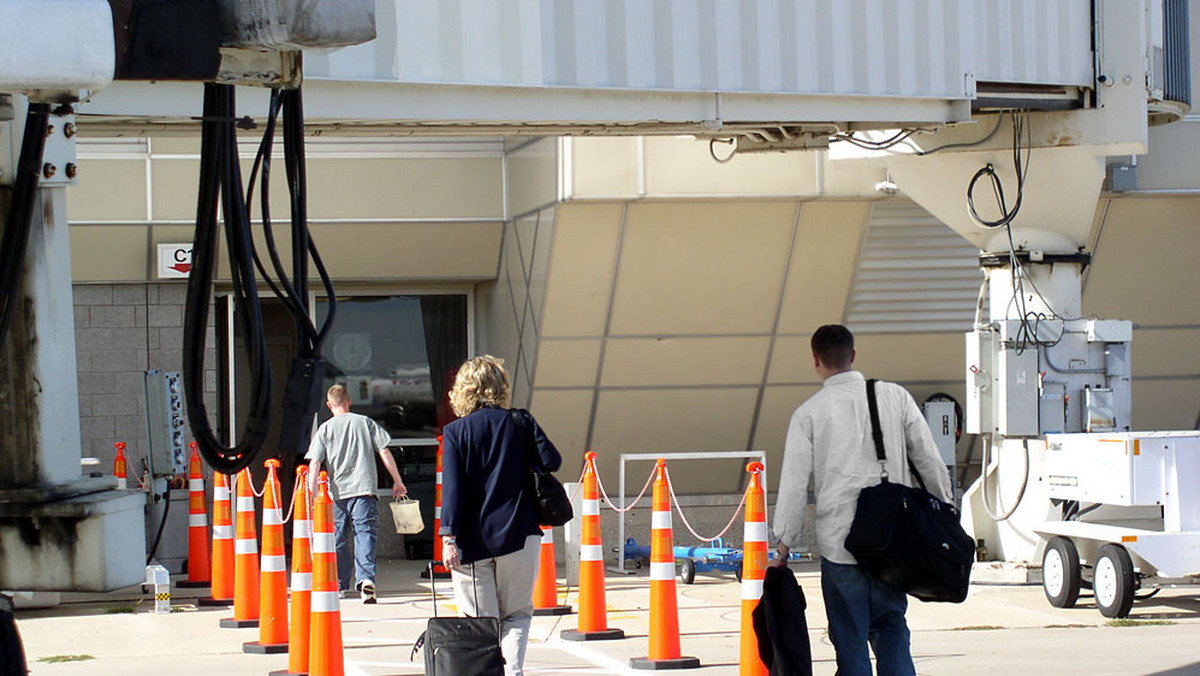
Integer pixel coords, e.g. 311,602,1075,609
13,558,1200,675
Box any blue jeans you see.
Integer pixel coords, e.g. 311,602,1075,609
333,495,378,591
821,558,915,676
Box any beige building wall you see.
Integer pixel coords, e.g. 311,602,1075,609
64,128,1200,514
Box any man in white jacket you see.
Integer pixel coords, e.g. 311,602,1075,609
772,324,952,676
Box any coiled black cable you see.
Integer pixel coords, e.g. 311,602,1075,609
0,102,50,347
183,84,272,475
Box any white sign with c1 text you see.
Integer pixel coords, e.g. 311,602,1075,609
156,243,193,279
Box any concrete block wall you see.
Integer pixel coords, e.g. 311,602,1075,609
73,282,218,480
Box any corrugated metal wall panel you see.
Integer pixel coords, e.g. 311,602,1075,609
970,0,1093,87
846,202,984,334
319,0,972,99
1163,0,1192,106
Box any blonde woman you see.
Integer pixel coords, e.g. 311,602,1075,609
439,355,562,676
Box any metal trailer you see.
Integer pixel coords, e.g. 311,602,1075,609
1034,432,1200,618
622,537,804,584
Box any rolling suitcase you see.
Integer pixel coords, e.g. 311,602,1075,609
412,562,505,675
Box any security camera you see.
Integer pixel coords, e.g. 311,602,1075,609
875,180,899,195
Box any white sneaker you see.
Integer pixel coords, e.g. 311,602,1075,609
358,580,377,604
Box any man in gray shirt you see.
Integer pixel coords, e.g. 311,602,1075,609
307,384,406,603
772,325,951,676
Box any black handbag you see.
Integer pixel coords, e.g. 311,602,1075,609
511,409,573,527
412,563,505,675
843,379,975,603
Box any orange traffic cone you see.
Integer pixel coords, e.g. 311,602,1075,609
271,466,314,676
177,443,212,589
310,470,345,676
561,452,624,641
113,442,128,490
739,462,769,676
198,471,234,607
422,435,450,580
630,459,700,669
221,468,260,628
245,459,289,653
533,525,572,616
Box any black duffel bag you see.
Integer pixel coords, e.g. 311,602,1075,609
512,409,573,527
844,380,975,604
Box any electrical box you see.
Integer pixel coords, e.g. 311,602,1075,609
924,401,957,467
965,330,994,435
996,340,1039,437
144,370,185,476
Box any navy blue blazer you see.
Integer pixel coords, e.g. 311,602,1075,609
440,406,563,564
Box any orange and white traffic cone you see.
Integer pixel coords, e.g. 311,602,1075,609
422,435,450,580
198,470,234,607
561,452,624,641
630,459,700,670
739,462,769,676
177,443,212,589
221,468,260,628
113,442,128,490
271,466,314,676
310,470,345,676
245,459,288,653
533,525,572,616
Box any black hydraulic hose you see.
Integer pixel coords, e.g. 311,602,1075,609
183,84,272,475
0,102,50,347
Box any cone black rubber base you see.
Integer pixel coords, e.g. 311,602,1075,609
243,640,288,654
629,656,701,670
219,617,259,628
176,580,211,589
197,597,233,607
268,670,306,676
560,627,625,641
533,604,573,616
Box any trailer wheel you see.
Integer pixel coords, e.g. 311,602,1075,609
1042,537,1081,608
678,558,696,585
1094,544,1136,619
735,562,742,583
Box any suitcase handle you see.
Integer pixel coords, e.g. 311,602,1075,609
428,561,480,618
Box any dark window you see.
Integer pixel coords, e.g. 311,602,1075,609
315,295,468,440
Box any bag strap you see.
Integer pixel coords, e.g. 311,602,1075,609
866,379,927,491
510,409,542,472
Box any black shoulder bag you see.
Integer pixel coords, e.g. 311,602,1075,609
843,379,975,603
511,409,573,527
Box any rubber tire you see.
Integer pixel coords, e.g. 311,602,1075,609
735,562,743,583
1094,544,1136,619
678,558,696,585
1042,537,1081,608
0,610,28,675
